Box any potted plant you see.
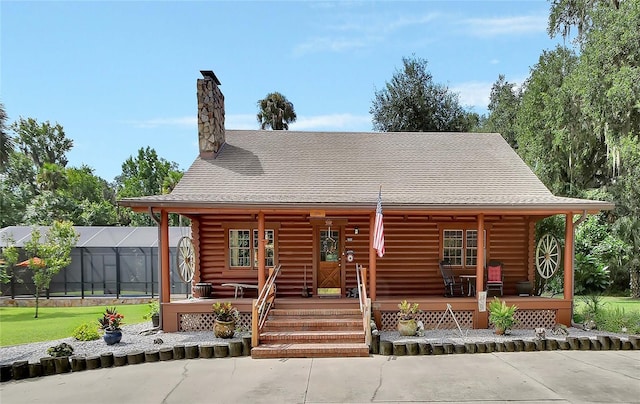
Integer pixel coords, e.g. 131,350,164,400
488,297,517,335
143,300,160,327
397,300,420,336
212,302,239,338
98,306,125,345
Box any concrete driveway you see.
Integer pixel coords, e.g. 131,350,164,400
1,351,639,403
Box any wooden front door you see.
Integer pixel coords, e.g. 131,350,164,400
317,228,341,296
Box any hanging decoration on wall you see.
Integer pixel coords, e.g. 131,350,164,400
176,215,195,283
536,233,561,279
322,220,337,255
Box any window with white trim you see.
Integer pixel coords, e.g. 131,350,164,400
253,229,275,268
229,230,251,267
443,229,484,267
229,228,276,269
465,230,478,266
443,230,464,265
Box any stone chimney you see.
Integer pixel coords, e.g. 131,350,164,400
197,70,225,158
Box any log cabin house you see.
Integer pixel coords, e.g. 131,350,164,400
119,71,613,358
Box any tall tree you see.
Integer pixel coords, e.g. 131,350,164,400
0,102,11,171
371,56,471,132
11,117,73,169
484,75,521,149
22,221,78,318
548,0,620,45
515,46,608,196
116,147,181,226
257,92,297,130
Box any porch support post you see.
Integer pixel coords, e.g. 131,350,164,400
476,214,488,328
257,211,266,291
369,212,377,301
476,214,485,297
160,209,171,304
563,213,574,301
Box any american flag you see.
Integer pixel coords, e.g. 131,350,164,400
373,188,385,258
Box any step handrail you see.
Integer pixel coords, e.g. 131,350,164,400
251,264,282,347
356,264,372,346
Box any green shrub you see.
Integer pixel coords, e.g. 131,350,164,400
597,306,640,334
72,322,100,341
47,342,74,357
574,253,611,294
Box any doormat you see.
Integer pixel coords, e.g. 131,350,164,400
317,288,341,297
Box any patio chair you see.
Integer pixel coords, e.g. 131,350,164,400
485,260,504,296
439,259,464,297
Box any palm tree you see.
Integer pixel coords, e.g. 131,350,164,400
256,92,297,130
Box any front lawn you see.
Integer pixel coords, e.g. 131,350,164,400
0,304,149,346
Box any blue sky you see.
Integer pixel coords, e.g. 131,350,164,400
2,1,563,182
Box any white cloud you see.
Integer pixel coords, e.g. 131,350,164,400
464,15,547,37
450,81,493,110
293,37,368,56
289,113,371,131
129,116,196,129
295,12,439,56
490,59,500,65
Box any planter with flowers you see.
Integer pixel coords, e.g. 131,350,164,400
98,307,125,345
397,300,420,336
212,302,239,338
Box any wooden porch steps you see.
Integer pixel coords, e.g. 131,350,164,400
251,306,369,359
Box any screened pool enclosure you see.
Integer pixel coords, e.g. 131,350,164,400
0,226,192,298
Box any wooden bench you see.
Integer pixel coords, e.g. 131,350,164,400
221,283,259,298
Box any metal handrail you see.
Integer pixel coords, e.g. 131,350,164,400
251,264,282,347
356,264,372,346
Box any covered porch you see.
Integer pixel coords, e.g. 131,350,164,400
160,295,570,333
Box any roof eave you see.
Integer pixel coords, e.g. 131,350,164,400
118,199,614,215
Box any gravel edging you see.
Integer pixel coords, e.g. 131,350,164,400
1,324,638,382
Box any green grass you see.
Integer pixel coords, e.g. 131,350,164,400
573,295,640,334
574,296,640,313
0,304,149,347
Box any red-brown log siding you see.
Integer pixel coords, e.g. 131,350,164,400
194,213,531,299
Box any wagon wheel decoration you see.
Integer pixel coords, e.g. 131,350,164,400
536,234,561,279
176,236,195,283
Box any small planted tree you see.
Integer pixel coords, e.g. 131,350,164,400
23,220,79,318
0,234,19,290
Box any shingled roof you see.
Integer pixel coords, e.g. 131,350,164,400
119,130,613,212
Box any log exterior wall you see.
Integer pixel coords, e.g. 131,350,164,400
194,213,531,299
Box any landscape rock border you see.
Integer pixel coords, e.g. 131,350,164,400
0,336,252,382
1,333,637,382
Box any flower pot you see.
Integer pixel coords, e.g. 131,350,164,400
516,281,533,296
103,330,122,345
151,313,160,328
397,318,418,336
494,327,505,335
213,319,236,338
193,282,212,299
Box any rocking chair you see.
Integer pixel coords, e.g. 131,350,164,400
439,259,464,297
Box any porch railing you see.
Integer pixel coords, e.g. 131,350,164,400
251,264,282,347
356,263,372,346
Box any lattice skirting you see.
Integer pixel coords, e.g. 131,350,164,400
380,310,474,331
179,312,252,332
513,310,556,329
